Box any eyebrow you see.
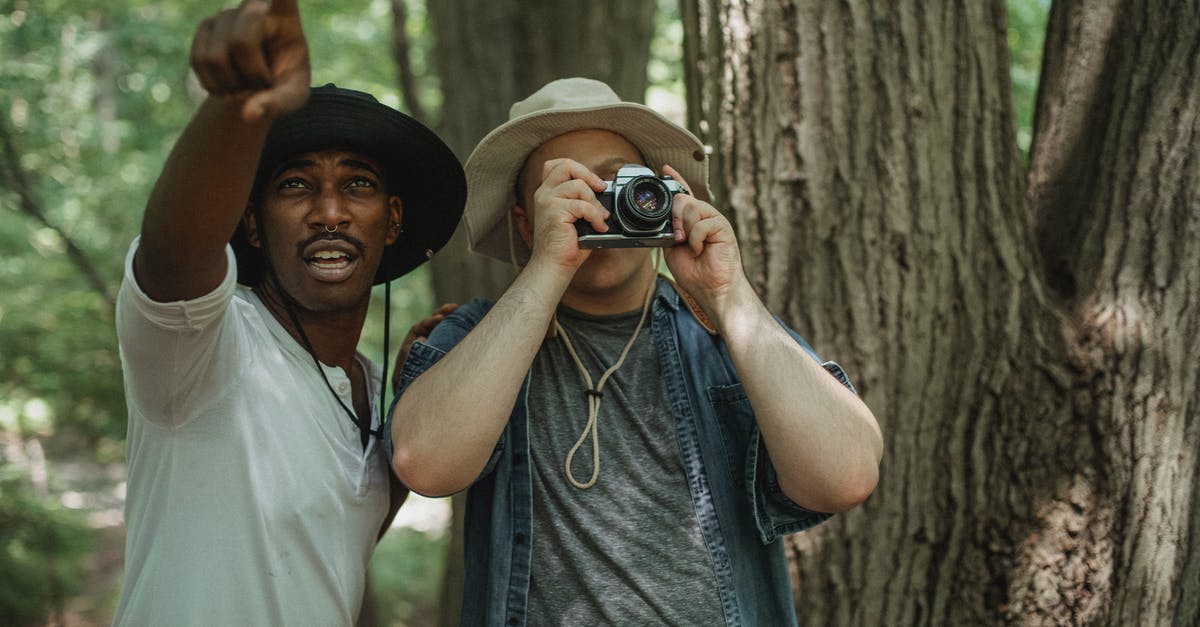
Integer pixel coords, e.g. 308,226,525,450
272,158,316,177
271,157,384,179
339,158,383,178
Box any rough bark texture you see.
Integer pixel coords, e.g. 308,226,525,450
684,0,1198,625
1028,2,1200,625
421,4,656,623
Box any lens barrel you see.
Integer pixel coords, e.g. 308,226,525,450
616,176,672,232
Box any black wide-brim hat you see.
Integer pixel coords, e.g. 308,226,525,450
230,84,466,285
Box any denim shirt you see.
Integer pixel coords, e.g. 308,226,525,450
386,277,856,627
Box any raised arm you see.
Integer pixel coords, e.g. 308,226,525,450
662,165,883,514
390,159,609,496
133,0,310,302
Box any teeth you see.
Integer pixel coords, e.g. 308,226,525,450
312,250,348,260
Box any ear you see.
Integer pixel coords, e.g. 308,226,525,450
242,205,261,248
386,195,403,245
511,204,534,249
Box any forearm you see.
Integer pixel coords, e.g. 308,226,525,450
390,262,571,496
135,97,272,301
713,283,883,513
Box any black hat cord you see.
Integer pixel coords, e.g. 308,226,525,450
256,210,384,451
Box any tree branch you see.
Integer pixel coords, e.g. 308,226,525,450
390,0,429,123
0,115,117,310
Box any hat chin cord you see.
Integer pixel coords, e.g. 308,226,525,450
255,217,383,451
506,209,522,270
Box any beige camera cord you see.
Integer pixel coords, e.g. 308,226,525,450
508,211,661,489
556,277,655,489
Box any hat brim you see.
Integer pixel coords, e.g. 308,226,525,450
463,102,709,265
232,86,466,285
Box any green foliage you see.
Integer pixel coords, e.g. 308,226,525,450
0,472,92,626
1,2,435,621
649,0,685,98
367,526,448,626
0,0,434,451
1,0,204,452
1006,0,1050,156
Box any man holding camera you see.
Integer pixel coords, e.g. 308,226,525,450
113,1,464,624
387,78,882,625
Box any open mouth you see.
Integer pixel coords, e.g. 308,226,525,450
308,249,352,269
302,244,360,281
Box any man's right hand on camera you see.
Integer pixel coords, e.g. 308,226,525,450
523,158,610,275
190,0,311,124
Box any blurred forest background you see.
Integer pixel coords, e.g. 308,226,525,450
1,0,1058,624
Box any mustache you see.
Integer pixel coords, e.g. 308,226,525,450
296,232,367,257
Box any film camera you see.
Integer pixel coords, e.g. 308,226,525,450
575,165,686,248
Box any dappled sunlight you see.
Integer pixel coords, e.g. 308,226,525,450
0,396,57,435
1005,473,1112,622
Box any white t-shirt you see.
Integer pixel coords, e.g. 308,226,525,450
112,239,389,626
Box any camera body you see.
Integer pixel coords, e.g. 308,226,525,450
575,164,685,248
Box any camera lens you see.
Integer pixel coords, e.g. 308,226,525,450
632,186,661,213
617,177,671,231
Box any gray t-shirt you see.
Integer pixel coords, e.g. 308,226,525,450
526,305,724,625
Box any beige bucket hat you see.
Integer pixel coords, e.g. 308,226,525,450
463,77,710,264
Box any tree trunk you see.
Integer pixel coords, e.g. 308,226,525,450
420,3,657,624
1025,3,1200,624
683,0,1198,625
424,0,656,306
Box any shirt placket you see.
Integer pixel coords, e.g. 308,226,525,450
504,375,534,626
653,299,742,627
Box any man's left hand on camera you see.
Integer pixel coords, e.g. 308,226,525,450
661,164,750,323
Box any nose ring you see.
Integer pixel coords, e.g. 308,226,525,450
324,224,338,233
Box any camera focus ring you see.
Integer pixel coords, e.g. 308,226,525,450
615,176,672,233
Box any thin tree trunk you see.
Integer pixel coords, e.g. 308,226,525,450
685,0,1199,624
389,0,427,123
421,3,657,624
0,116,116,310
425,0,657,305
92,14,120,155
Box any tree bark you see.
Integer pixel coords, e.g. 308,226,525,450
389,0,427,124
1026,2,1200,624
420,3,656,624
684,0,1198,625
424,0,657,305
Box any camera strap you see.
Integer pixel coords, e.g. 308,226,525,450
555,275,656,490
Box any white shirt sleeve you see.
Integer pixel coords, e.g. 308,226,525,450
115,237,243,427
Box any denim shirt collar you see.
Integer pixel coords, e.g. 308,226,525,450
657,276,719,335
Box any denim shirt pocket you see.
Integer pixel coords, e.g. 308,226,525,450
707,382,754,483
396,341,447,393
708,383,833,544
